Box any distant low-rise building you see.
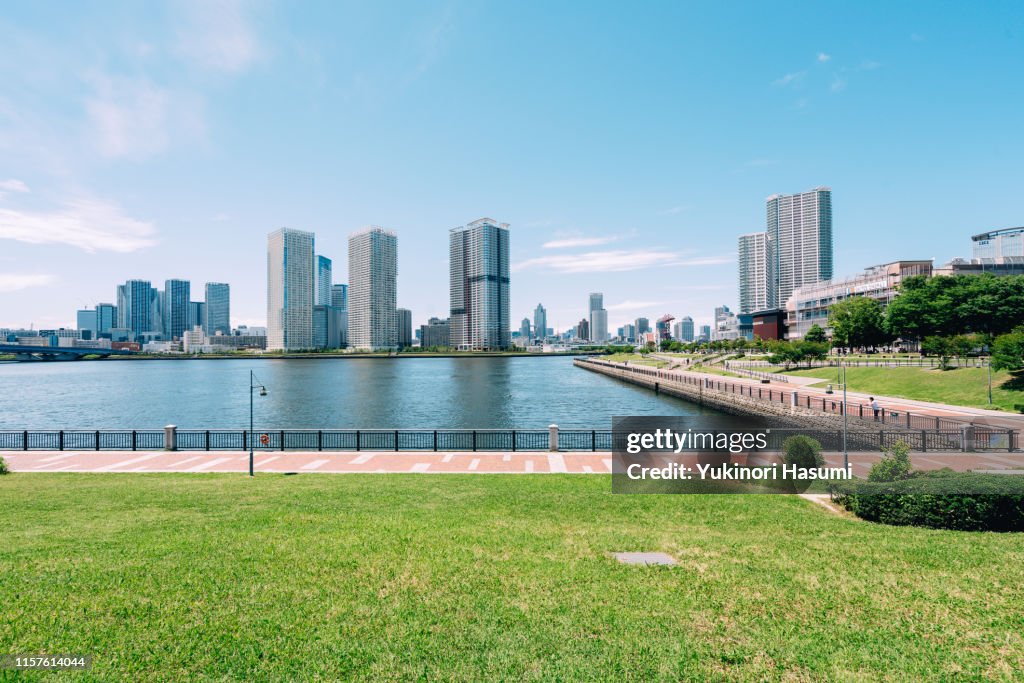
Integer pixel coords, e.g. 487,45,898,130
419,317,450,348
785,260,933,340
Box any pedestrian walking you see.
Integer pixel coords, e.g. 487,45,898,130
871,397,881,421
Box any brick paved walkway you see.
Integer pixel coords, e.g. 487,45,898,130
4,450,1022,475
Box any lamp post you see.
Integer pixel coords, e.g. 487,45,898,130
249,370,267,477
988,356,993,406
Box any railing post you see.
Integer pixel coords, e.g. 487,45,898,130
472,430,477,451
95,430,100,451
905,412,911,428
356,430,361,451
433,430,438,451
921,430,927,452
279,429,285,451
59,430,64,451
164,424,177,451
960,427,967,452
132,430,137,451
395,429,399,452
23,429,28,451
592,430,597,451
243,429,247,451
512,430,516,452
549,423,559,452
205,430,210,451
318,430,323,451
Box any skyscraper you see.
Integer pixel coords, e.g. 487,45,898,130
766,187,833,307
678,316,695,342
163,279,191,340
204,283,230,336
450,218,510,351
267,228,315,351
116,280,152,339
315,255,333,306
76,309,97,338
738,231,773,313
533,304,547,342
330,284,348,312
519,318,531,340
188,301,205,333
588,292,608,342
348,226,397,351
635,317,650,336
96,303,117,336
396,308,412,348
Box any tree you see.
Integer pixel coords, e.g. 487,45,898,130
805,323,828,344
991,327,1024,374
920,335,952,369
829,296,889,350
868,440,913,482
886,274,1024,340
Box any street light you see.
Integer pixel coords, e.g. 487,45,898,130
249,370,268,477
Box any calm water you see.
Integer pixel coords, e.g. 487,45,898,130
0,356,714,429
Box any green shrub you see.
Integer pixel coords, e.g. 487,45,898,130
832,471,1024,531
782,435,824,469
0,456,8,475
868,440,913,482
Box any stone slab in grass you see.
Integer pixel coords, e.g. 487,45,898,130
612,552,677,566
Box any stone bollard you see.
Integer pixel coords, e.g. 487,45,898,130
164,424,177,451
548,424,559,452
790,392,798,412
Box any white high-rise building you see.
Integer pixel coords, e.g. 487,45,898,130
738,231,773,314
348,226,397,351
588,292,608,342
450,218,510,351
767,187,833,308
267,228,315,351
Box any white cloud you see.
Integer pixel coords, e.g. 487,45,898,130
83,72,205,159
174,0,263,72
0,196,158,253
773,71,805,87
0,179,30,196
512,249,731,274
0,273,56,293
817,52,831,62
542,235,620,249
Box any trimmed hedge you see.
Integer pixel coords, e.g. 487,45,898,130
831,470,1024,531
0,455,7,475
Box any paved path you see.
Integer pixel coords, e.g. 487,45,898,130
631,357,1024,430
4,450,1022,475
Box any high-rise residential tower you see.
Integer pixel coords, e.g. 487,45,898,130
204,283,230,336
163,279,191,340
449,218,510,351
348,226,397,351
678,316,695,342
519,318,531,340
315,255,333,306
331,284,349,348
267,228,315,351
766,187,833,307
533,304,547,342
738,231,773,314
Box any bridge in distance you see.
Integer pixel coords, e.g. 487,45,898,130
0,344,135,361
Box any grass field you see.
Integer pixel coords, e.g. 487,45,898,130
2,474,1023,681
603,352,667,367
774,365,1024,412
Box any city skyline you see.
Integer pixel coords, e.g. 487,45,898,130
1,3,1022,331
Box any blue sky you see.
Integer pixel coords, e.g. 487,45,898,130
1,1,1022,332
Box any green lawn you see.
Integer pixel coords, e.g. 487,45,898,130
603,352,667,367
2,474,1023,681
774,365,1024,412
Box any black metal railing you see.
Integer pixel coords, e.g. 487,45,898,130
0,426,1017,452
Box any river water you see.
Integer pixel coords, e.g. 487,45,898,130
0,356,715,429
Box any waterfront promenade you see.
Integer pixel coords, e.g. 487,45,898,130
5,449,1022,475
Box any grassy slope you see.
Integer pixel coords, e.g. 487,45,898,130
1,474,1023,681
774,366,1023,412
